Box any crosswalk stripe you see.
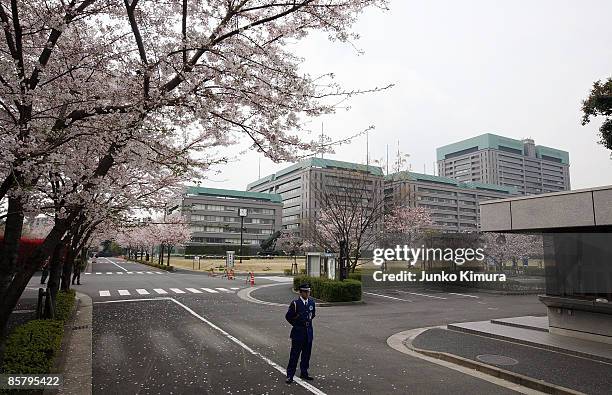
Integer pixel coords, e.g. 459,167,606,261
106,272,113,274
85,272,91,275
230,287,240,290
116,272,123,274
185,288,202,294
201,288,219,293
154,272,163,274
146,271,154,274
99,290,111,297
118,290,130,296
136,289,149,295
126,271,133,274
154,288,167,294
136,271,143,274
215,287,232,293
170,288,185,294
95,272,102,275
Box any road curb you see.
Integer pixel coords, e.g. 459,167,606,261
57,291,93,395
387,327,583,395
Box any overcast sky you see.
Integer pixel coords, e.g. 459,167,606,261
205,0,612,191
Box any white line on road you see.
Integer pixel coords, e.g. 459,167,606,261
104,257,129,272
85,272,91,275
106,272,113,274
215,287,232,293
136,271,143,274
95,272,102,275
154,289,167,294
364,292,413,302
170,288,185,294
146,271,154,274
447,292,479,299
168,298,327,395
118,290,130,296
185,288,202,294
395,290,447,300
116,272,123,274
201,288,219,293
136,289,150,295
155,272,163,274
230,287,240,290
99,290,111,297
126,271,133,274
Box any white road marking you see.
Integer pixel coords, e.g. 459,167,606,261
201,288,219,293
396,290,447,300
364,292,413,302
103,257,129,272
106,272,113,274
85,272,91,275
118,290,130,296
230,287,240,290
168,298,327,395
99,290,111,297
136,271,144,274
185,288,202,294
256,276,294,283
215,287,232,293
154,288,168,294
146,271,154,274
126,271,133,274
116,272,123,274
154,272,163,274
136,289,150,295
170,288,185,294
447,292,479,299
95,272,102,275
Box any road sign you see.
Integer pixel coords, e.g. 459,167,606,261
226,251,235,267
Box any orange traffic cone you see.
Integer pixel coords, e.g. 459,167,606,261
249,272,255,287
228,269,235,280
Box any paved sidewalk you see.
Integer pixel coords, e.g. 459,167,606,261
412,327,612,394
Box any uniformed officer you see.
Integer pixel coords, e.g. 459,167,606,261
285,283,316,384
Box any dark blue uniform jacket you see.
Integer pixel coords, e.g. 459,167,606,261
285,297,316,342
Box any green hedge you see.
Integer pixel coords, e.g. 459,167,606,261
293,275,361,302
54,289,76,322
128,258,174,272
2,320,64,374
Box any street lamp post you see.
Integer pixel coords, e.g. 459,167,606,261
239,208,248,263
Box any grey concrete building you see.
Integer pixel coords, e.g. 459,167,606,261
480,186,612,343
174,186,282,255
246,158,384,236
385,171,519,232
436,133,570,195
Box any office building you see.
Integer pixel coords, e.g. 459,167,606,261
247,158,384,236
384,171,519,232
174,186,282,255
436,133,570,195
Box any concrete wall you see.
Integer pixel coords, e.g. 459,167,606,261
480,185,612,231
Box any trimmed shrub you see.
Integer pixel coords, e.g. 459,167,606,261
293,275,361,302
2,320,64,374
54,289,76,322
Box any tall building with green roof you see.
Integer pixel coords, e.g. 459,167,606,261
247,157,383,235
436,133,570,195
384,171,520,232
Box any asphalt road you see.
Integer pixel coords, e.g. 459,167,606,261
27,257,549,394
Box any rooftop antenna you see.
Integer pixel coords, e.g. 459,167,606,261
386,144,389,175
366,130,369,167
423,163,426,174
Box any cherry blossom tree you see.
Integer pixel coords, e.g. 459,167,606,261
383,205,433,247
0,0,391,341
481,233,543,272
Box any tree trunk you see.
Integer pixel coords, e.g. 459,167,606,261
0,197,25,297
167,246,171,266
45,241,64,318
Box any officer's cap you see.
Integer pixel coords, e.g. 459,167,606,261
299,283,311,291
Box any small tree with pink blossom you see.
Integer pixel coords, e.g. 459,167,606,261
481,233,543,272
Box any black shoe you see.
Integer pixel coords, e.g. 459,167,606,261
299,375,314,381
77,283,81,285
286,377,293,384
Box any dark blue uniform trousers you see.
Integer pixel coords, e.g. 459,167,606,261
287,336,312,378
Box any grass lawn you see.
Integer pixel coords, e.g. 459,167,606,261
167,256,307,274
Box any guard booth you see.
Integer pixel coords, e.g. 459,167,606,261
306,252,338,280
